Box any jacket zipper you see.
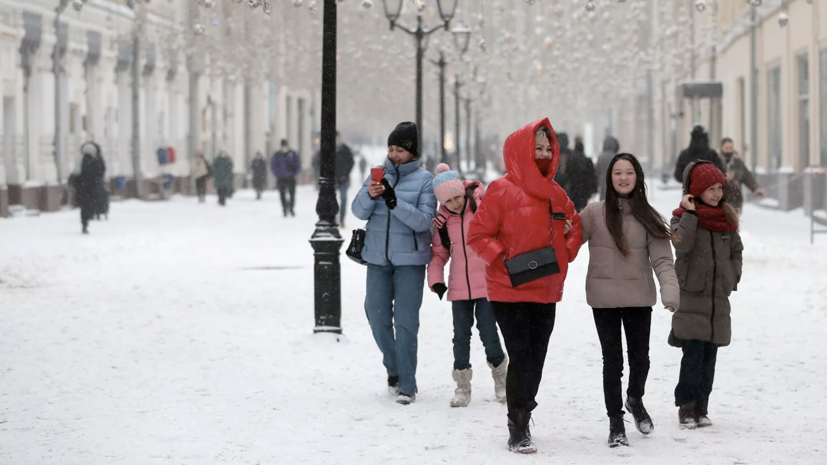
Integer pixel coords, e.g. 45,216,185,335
709,231,717,343
385,165,400,263
459,203,473,301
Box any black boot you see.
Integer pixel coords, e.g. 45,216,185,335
625,396,654,434
608,414,629,448
507,410,536,454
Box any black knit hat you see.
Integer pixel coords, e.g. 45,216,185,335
387,122,419,159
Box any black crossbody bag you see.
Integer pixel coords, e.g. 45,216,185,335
504,202,562,287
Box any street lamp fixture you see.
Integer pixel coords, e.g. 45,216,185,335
451,21,472,55
380,0,462,160
436,0,459,29
382,0,403,29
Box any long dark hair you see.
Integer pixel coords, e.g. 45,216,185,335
465,184,479,213
605,153,673,256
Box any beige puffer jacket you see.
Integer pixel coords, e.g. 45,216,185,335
580,200,679,310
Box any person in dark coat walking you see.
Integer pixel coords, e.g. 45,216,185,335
335,132,355,227
673,125,726,183
91,143,108,220
596,136,620,201
75,142,106,234
553,132,572,190
271,139,302,217
251,151,268,200
564,137,598,212
670,161,743,430
718,138,766,214
212,151,234,206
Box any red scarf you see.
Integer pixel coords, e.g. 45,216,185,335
673,204,738,232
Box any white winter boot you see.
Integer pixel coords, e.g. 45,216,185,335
450,369,473,407
489,355,508,404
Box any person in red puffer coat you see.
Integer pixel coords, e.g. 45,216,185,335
467,118,583,454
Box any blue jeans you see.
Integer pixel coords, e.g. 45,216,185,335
338,180,350,223
365,264,425,395
452,298,506,371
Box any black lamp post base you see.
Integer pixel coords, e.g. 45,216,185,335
310,224,344,335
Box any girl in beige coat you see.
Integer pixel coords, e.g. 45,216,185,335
580,153,679,448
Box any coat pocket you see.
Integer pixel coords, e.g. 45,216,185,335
676,257,706,293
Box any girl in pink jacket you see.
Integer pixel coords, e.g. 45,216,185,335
428,164,508,408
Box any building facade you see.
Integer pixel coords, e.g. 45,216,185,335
0,0,319,217
612,0,827,213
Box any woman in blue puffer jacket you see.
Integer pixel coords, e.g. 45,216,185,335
351,122,437,405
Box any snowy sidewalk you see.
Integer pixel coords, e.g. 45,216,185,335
1,184,826,465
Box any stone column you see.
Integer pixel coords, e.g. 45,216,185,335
115,38,132,180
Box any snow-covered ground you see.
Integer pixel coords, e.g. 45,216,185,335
2,163,826,464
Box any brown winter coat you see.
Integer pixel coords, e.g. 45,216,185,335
580,200,680,310
670,212,743,347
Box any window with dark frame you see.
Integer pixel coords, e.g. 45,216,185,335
820,48,827,167
767,66,783,171
798,54,811,172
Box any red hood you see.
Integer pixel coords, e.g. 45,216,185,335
503,118,561,200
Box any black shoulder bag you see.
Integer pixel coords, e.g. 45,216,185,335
346,229,368,265
504,202,562,287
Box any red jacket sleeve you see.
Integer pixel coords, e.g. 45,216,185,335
467,184,505,265
562,195,583,263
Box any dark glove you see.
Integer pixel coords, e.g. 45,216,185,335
380,178,397,210
432,283,447,300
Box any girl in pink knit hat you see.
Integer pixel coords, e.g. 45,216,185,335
427,163,508,408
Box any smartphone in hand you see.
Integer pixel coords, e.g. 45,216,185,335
371,167,384,183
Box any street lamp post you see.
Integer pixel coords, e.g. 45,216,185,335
381,0,460,157
749,3,758,172
464,96,471,171
309,0,344,335
451,21,471,172
454,76,462,172
433,52,448,166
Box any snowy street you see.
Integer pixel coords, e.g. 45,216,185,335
1,178,826,465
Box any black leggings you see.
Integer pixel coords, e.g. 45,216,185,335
592,307,652,417
491,302,556,416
